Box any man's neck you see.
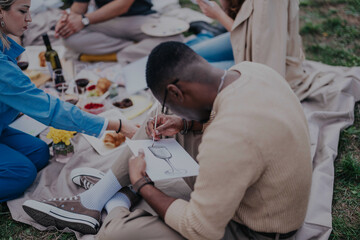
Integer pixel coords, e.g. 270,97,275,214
218,70,241,93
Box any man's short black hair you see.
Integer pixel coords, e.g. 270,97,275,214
146,41,202,95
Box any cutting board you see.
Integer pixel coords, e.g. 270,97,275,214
25,70,51,87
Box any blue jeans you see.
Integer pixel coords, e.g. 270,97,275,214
189,32,234,70
0,127,50,202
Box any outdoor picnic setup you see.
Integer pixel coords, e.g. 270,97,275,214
0,0,359,240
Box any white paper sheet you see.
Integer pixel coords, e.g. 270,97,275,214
127,138,199,181
9,115,47,136
123,57,148,94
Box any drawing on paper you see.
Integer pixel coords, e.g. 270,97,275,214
148,145,187,175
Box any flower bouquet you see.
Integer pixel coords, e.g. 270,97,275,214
47,127,76,163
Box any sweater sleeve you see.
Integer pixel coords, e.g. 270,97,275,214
164,107,265,240
0,59,105,137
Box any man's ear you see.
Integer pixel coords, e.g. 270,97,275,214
167,84,184,103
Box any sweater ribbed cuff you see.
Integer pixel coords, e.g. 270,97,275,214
164,199,188,232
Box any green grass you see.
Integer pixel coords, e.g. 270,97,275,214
1,0,359,239
331,104,360,240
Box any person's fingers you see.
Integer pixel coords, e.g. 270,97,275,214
155,120,172,135
138,149,145,158
129,155,136,162
63,31,74,39
146,118,155,137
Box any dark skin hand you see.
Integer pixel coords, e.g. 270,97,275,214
129,149,176,219
146,114,203,140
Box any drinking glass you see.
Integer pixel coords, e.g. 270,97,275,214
63,84,80,105
148,145,187,175
53,69,66,89
75,78,90,97
17,52,29,71
55,82,69,100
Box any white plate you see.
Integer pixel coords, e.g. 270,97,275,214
82,109,127,156
141,16,189,37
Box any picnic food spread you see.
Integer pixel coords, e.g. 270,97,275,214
113,98,133,109
103,132,126,148
96,78,112,95
38,51,46,67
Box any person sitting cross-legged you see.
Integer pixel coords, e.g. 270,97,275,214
23,42,312,240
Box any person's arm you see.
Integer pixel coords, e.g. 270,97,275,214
107,118,139,139
197,0,233,31
0,59,105,137
70,1,89,15
129,150,176,219
130,118,265,239
85,0,135,25
56,0,135,38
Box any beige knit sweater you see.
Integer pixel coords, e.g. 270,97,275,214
164,62,312,240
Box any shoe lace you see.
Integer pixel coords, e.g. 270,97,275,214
46,196,79,201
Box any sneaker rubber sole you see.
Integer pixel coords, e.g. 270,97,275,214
23,200,100,235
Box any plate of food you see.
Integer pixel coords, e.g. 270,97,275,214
82,109,127,156
112,93,153,120
141,16,189,37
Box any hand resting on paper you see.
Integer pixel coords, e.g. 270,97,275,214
129,149,147,184
146,114,183,140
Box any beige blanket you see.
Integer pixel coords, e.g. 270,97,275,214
7,60,360,240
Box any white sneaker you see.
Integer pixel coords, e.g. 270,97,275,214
70,167,105,190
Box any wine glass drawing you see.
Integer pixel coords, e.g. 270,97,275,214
148,145,187,175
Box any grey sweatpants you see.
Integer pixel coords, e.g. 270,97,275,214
64,14,183,64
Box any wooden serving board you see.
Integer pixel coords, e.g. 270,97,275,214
25,70,51,87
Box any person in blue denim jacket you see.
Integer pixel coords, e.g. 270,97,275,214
0,0,138,202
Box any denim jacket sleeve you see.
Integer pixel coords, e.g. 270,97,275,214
0,58,105,137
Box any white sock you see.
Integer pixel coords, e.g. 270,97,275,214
79,169,121,211
105,192,131,213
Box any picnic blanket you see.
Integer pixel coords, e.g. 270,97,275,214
7,60,360,239
7,105,192,240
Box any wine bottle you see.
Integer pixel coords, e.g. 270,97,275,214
42,33,62,73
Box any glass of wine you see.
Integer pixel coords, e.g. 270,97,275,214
63,84,80,105
53,69,66,88
17,52,29,71
75,78,90,98
148,145,187,175
55,82,69,100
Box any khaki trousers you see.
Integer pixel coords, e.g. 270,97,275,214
97,207,295,240
63,14,183,64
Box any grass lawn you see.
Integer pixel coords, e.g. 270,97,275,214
1,0,359,239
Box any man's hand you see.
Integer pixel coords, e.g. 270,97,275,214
55,12,69,38
55,12,84,38
129,149,147,185
146,114,183,140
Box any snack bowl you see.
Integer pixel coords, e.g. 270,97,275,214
111,95,134,112
81,97,106,115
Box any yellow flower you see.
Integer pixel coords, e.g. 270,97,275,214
47,127,76,145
